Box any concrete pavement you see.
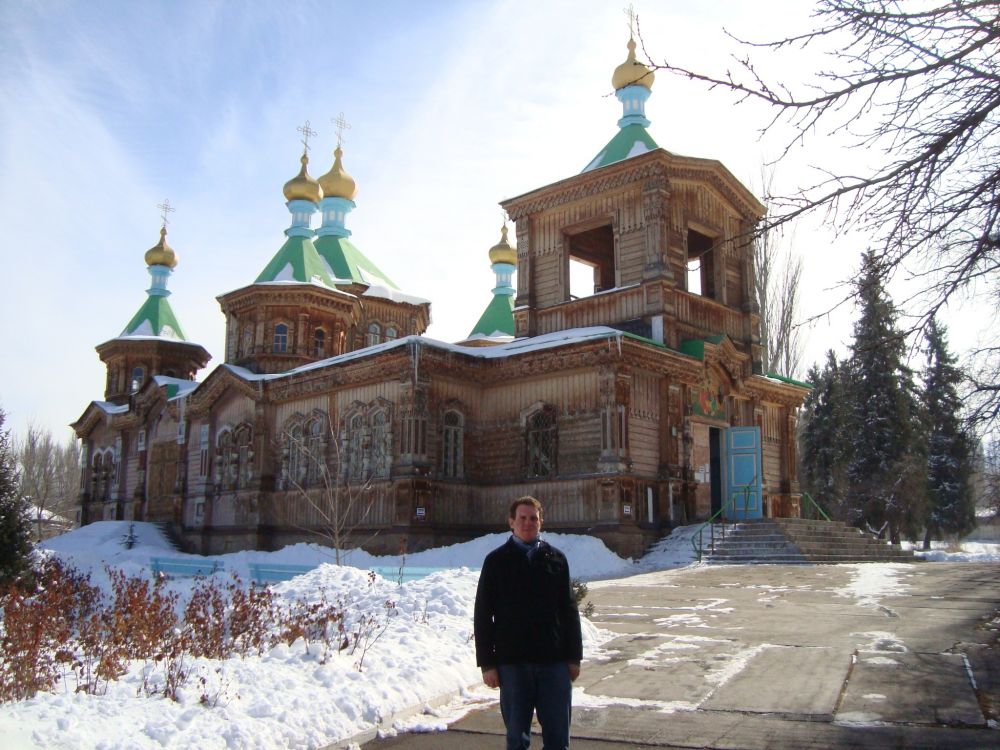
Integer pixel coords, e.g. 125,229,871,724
355,563,999,749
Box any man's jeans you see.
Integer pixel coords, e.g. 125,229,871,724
497,662,572,750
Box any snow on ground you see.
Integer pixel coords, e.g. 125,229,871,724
0,522,649,750
904,539,1000,562
2,523,998,749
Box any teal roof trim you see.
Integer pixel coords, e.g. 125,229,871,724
254,236,335,286
122,295,187,340
582,124,660,173
679,335,725,359
765,371,813,389
469,294,515,337
314,235,398,289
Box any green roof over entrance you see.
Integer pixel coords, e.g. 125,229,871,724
122,295,187,340
582,124,659,173
254,236,336,286
314,235,398,289
469,293,515,338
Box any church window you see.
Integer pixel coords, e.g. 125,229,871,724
198,424,209,477
401,407,426,457
91,450,113,502
217,425,252,490
241,326,253,357
385,326,398,342
345,413,365,482
686,229,716,299
370,409,391,479
217,430,237,489
305,416,326,485
366,322,381,347
526,406,557,477
442,410,464,479
273,323,289,353
286,423,305,487
566,224,615,299
235,424,253,489
130,366,145,393
314,329,326,358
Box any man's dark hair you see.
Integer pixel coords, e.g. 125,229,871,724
509,496,543,520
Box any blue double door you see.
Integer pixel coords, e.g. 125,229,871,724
708,426,763,521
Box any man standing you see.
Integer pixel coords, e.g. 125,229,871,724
474,496,583,750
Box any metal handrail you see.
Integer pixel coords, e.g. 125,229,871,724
801,491,831,521
691,477,757,562
691,504,729,562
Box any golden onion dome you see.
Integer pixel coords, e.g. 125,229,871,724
318,146,358,201
283,153,323,203
612,37,654,91
144,226,178,269
488,224,517,265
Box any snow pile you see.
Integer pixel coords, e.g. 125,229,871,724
902,540,1000,562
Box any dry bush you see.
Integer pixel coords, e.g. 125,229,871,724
1,559,401,702
184,578,228,660
227,576,279,657
0,559,101,700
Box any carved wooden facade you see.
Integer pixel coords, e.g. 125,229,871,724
73,113,808,559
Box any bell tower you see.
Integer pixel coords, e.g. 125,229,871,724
96,207,210,404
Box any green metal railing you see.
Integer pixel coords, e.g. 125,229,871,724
691,487,755,562
692,491,831,561
801,491,831,521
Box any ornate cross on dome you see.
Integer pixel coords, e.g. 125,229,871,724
332,112,351,147
157,199,175,229
297,120,317,154
623,3,636,37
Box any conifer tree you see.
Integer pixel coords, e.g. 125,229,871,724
0,407,34,587
845,251,923,543
800,350,850,519
921,317,976,547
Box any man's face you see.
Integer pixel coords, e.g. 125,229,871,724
509,503,542,543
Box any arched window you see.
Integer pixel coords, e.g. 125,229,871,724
526,407,557,477
130,366,145,393
217,430,236,489
370,409,391,479
384,326,398,342
273,323,289,353
241,326,253,357
305,416,326,485
366,322,381,347
235,424,253,488
442,410,464,479
286,423,305,487
314,328,326,358
91,451,113,501
346,413,365,481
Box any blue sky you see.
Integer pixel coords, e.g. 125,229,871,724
0,0,982,440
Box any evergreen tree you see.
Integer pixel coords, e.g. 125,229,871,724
921,317,976,546
845,251,923,543
799,350,850,520
0,407,34,587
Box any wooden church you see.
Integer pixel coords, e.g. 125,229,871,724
72,35,809,558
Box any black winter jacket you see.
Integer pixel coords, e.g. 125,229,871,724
474,537,583,668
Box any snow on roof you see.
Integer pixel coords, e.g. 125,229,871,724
361,281,430,306
152,375,201,399
93,400,130,415
217,327,627,386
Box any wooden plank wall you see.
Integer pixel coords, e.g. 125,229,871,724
628,371,661,476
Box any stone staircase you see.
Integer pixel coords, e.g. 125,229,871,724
702,518,917,564
152,521,186,553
